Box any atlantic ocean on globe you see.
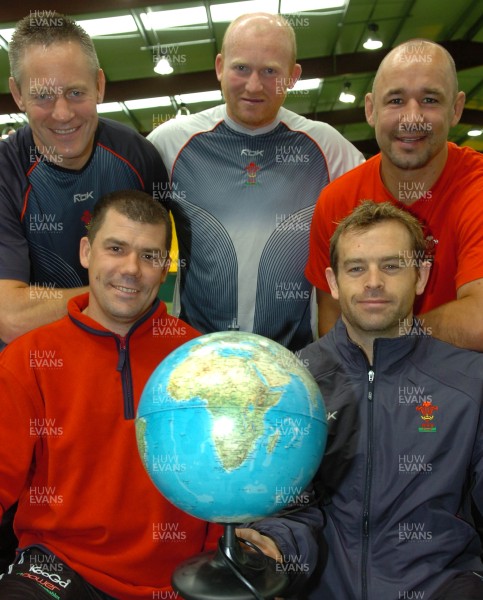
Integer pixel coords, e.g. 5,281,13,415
135,331,327,524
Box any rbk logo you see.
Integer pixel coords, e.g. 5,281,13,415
74,191,94,203
241,149,264,157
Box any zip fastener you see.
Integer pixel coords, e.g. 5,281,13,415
361,366,375,600
116,336,135,419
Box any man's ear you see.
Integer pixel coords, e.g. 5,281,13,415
416,261,431,296
450,91,466,127
96,69,106,104
365,92,375,127
79,237,91,269
325,267,340,301
9,77,26,112
287,63,302,89
215,54,223,82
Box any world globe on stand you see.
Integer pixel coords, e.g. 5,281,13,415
135,331,327,524
135,331,327,600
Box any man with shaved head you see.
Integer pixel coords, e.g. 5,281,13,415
149,12,364,352
306,39,483,351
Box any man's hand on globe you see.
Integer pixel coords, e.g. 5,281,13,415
235,528,283,563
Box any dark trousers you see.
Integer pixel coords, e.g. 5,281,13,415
0,504,18,574
0,547,116,600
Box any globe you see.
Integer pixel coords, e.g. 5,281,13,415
135,331,327,524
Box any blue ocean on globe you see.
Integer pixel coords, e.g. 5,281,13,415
136,331,327,523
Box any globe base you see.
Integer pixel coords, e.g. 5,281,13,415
172,524,289,600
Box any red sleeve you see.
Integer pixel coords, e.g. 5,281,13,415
0,342,41,519
447,145,483,291
305,186,335,292
455,173,483,290
305,155,385,292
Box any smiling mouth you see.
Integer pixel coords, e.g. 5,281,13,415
113,285,139,295
52,127,79,135
395,132,428,143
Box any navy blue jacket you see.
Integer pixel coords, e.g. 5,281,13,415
295,319,483,599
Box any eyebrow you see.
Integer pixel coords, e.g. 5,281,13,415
384,86,444,97
342,255,402,266
102,238,164,254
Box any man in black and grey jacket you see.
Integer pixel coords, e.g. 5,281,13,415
243,200,483,600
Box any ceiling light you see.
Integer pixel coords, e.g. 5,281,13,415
174,91,223,105
141,7,208,30
339,82,355,103
97,102,123,113
363,23,383,50
154,55,174,75
125,97,172,110
0,113,27,124
292,78,323,91
280,0,346,11
467,129,482,137
0,28,14,43
77,16,137,37
210,1,278,22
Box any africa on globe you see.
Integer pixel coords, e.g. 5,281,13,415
136,331,327,523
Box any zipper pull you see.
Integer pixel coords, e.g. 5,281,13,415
116,336,126,371
368,369,374,401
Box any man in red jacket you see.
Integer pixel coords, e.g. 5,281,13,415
0,190,222,599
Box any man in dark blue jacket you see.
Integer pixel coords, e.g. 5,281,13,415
0,12,167,347
245,201,483,599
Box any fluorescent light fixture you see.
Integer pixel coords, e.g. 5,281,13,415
0,113,27,124
141,7,208,30
467,129,482,137
339,91,355,103
291,78,322,91
0,114,16,124
125,97,172,110
0,28,14,43
77,16,137,37
211,0,345,21
175,91,223,104
154,55,174,75
363,23,383,50
210,1,278,23
280,0,346,11
339,82,355,103
97,102,123,113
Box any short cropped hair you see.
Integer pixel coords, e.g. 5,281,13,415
330,200,426,275
87,190,172,253
9,12,100,86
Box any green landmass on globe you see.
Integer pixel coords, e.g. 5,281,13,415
166,339,318,472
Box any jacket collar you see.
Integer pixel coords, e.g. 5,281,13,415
67,292,166,340
331,317,421,371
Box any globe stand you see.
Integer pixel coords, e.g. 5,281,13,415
171,523,290,600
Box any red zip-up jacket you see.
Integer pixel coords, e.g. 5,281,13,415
0,293,221,599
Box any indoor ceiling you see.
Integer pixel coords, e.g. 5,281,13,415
0,0,482,156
